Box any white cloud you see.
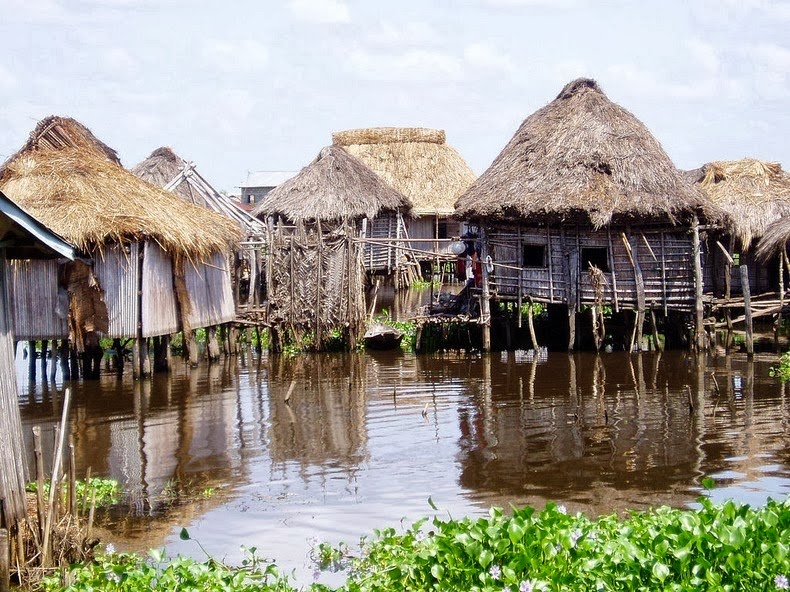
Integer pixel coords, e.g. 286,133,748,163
482,0,576,7
365,22,442,48
464,43,516,76
289,0,350,24
747,42,790,99
0,64,18,93
104,48,138,73
348,49,463,82
686,38,719,75
202,39,269,73
5,0,68,22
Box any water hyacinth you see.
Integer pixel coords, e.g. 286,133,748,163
777,574,789,590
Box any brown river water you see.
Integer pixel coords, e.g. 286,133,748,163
14,342,790,586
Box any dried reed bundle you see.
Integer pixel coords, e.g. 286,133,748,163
455,78,714,227
252,145,411,223
0,117,241,261
690,158,790,249
334,127,475,216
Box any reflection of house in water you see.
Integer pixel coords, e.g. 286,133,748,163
453,352,789,513
21,364,243,514
265,355,369,470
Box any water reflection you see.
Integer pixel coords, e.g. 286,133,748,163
16,349,790,584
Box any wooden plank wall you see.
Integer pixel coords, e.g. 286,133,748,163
182,251,235,330
94,243,139,338
7,259,68,340
141,242,180,337
487,224,696,312
362,214,398,272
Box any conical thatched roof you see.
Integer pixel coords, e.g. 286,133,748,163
455,78,710,227
0,117,239,259
755,217,790,261
251,145,411,223
686,159,790,249
132,147,265,234
333,127,476,217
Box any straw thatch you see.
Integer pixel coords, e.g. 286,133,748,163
756,216,790,261
131,147,265,234
333,127,476,216
0,117,240,260
252,145,411,223
686,159,790,250
454,78,710,227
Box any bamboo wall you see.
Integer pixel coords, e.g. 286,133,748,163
182,252,235,330
361,213,403,273
486,224,697,312
7,259,68,340
0,254,27,528
94,243,139,338
266,220,366,350
141,242,180,337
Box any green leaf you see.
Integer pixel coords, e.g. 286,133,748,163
701,477,716,490
652,562,670,581
430,564,444,580
478,548,494,568
179,527,191,541
428,496,438,511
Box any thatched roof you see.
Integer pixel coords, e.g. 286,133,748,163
333,127,475,217
132,147,265,234
756,217,790,261
454,78,710,227
251,145,411,223
686,159,790,249
0,117,239,259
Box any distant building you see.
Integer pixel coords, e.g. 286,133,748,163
239,171,297,206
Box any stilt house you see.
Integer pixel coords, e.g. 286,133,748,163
334,127,476,264
0,117,239,376
0,189,76,530
251,145,410,350
131,147,266,311
454,78,719,351
686,159,790,298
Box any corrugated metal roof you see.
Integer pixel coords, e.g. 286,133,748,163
239,171,297,189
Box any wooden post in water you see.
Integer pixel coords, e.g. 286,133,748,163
527,296,538,350
207,326,221,362
40,339,48,379
567,249,579,351
27,340,36,382
627,231,646,352
60,339,70,380
49,340,58,381
692,218,707,351
132,338,141,380
740,264,754,356
140,337,151,377
187,330,199,366
481,262,492,352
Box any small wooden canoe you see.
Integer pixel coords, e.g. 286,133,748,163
364,322,404,350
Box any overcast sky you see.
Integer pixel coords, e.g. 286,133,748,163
2,0,789,193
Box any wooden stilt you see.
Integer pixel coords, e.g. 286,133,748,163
69,341,79,380
650,307,664,351
140,338,151,376
40,339,48,379
132,338,141,379
692,217,707,351
527,295,538,350
59,339,70,381
153,336,170,372
207,326,220,362
187,330,199,366
567,248,579,351
741,264,754,356
49,340,58,381
481,259,492,353
254,326,263,355
112,338,124,374
28,340,36,382
776,248,785,343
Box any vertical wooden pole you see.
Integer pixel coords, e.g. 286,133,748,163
60,339,70,380
527,295,538,350
481,255,492,352
27,340,36,382
776,248,785,343
650,306,664,351
628,229,646,352
567,247,579,351
140,337,151,376
49,340,58,381
741,264,754,356
724,237,734,334
40,339,48,379
207,326,220,362
69,341,79,380
692,217,707,351
187,330,199,366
